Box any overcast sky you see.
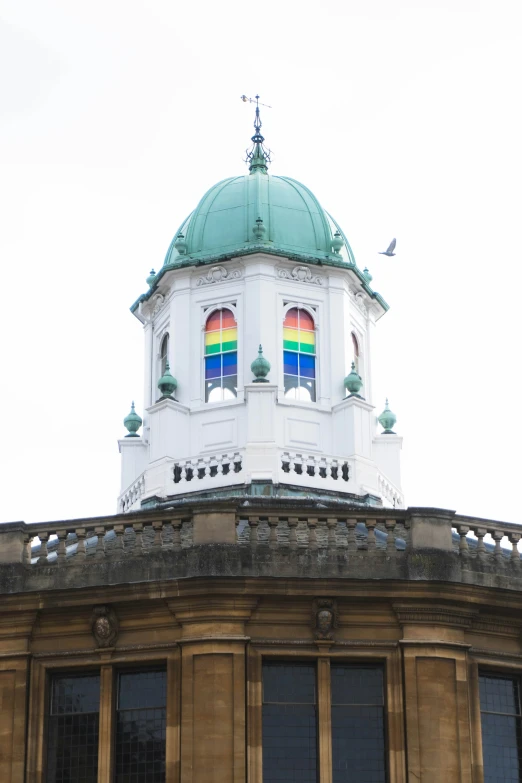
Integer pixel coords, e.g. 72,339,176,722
1,0,521,524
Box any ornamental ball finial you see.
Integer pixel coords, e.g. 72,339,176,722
123,401,142,437
362,267,373,283
146,269,156,287
344,362,363,397
378,398,397,434
251,344,271,382
157,360,178,399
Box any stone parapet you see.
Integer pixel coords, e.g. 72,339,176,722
1,503,522,595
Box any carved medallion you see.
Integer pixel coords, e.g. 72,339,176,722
312,598,338,640
278,266,323,285
196,266,242,286
91,605,119,648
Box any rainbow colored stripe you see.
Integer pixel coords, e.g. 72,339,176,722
205,309,237,355
282,308,315,355
205,309,237,381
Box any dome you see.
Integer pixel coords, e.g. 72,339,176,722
163,170,356,267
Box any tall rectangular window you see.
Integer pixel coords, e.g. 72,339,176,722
479,672,522,782
115,668,167,783
262,662,318,783
331,664,386,783
47,673,100,783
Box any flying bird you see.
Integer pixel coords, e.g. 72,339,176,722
379,238,396,257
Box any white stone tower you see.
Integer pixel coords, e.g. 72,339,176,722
119,103,403,512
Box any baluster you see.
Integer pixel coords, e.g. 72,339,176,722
75,528,87,560
37,532,49,564
132,522,144,551
509,533,521,564
268,517,279,549
288,517,299,550
385,519,396,555
366,519,377,551
23,534,32,565
248,517,259,549
94,526,106,558
476,527,487,559
152,521,163,550
325,458,333,480
307,518,318,550
346,519,357,553
492,530,504,561
56,529,67,565
216,455,224,475
326,518,337,550
113,524,125,555
458,525,470,558
288,453,296,475
170,519,182,551
235,517,240,542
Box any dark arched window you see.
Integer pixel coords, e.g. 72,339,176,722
160,333,169,376
351,332,359,373
283,307,316,402
204,308,238,402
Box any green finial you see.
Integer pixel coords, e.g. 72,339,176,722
243,95,272,174
146,269,156,287
378,398,397,434
362,267,373,283
251,344,271,382
253,216,266,241
157,360,178,399
174,233,187,255
332,231,344,254
344,362,363,397
123,401,142,437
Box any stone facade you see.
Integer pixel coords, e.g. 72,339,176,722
1,501,522,782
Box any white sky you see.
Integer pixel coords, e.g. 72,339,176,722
1,0,521,524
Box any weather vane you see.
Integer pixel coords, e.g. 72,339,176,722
241,95,272,171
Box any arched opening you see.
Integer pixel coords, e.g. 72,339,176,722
204,308,238,402
160,333,169,376
351,332,359,373
283,307,316,402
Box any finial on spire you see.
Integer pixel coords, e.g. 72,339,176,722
241,94,272,173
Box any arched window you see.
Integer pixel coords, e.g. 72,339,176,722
351,332,359,373
204,308,238,402
160,333,169,376
283,307,316,402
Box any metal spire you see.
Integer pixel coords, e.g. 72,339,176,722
241,94,272,173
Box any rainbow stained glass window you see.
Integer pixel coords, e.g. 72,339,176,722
283,307,316,402
205,308,238,402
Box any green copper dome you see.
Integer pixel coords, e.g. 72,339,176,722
163,171,356,267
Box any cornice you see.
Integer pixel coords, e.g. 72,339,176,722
393,603,479,629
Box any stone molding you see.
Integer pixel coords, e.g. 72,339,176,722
277,265,323,285
196,265,242,286
393,603,478,629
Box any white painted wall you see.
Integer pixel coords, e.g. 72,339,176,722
119,253,403,511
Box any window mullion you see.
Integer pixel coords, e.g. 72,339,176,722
318,658,332,783
97,664,114,783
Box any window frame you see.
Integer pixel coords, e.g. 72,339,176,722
27,652,180,783
160,333,170,378
473,662,522,783
248,646,405,783
200,302,242,407
281,303,319,404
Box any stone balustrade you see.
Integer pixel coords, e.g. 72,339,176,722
119,474,146,513
173,451,243,485
453,515,522,562
0,508,521,584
